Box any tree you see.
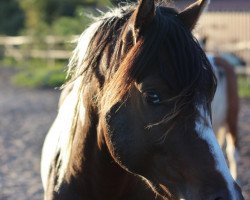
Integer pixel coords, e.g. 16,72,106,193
20,0,111,29
0,0,25,35
37,0,86,25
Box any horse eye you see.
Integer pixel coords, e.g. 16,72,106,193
143,91,161,105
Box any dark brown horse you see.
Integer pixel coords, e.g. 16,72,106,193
41,0,244,199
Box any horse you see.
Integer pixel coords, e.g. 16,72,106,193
41,0,244,199
207,54,240,181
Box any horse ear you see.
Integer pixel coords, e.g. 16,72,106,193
130,0,155,42
178,0,210,30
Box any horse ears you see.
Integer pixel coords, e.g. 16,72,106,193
178,0,210,30
130,0,155,42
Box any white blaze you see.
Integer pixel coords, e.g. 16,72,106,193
195,106,236,198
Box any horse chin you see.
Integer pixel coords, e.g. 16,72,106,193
157,183,179,200
149,178,200,200
142,177,180,200
155,184,185,200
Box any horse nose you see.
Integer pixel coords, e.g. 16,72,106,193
211,196,244,200
212,197,226,200
207,193,227,200
208,194,243,200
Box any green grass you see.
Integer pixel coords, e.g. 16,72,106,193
12,67,66,88
1,57,67,88
238,75,250,99
0,56,19,67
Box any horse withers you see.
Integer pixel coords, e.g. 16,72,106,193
41,0,244,199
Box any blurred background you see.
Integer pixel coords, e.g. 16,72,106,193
0,0,249,199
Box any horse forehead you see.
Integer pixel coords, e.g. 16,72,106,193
136,74,166,89
157,7,179,20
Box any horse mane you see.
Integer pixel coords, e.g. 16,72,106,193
66,5,134,86
65,3,217,139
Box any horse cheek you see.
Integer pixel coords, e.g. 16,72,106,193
104,105,150,174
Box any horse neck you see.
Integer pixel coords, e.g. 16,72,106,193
64,95,139,199
73,110,163,200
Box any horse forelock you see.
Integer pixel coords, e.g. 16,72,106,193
98,6,217,117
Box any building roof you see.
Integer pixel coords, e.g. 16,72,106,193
174,0,250,12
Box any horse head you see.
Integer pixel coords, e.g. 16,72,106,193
42,0,244,199
96,0,244,199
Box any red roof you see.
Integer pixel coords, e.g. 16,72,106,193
175,0,250,12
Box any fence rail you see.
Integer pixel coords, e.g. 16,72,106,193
0,35,78,60
0,35,78,45
198,12,250,63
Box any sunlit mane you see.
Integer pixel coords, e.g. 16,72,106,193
67,5,135,82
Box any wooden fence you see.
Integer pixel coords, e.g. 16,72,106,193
0,12,249,75
197,12,250,76
0,35,78,61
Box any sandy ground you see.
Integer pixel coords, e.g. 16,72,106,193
238,98,250,199
0,67,249,200
0,67,60,200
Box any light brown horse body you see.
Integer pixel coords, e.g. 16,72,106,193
41,0,244,199
208,54,239,180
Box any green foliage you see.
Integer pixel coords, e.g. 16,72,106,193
36,0,85,24
1,0,115,36
51,7,92,36
238,76,250,98
0,57,19,67
20,0,110,33
10,59,67,88
0,0,25,35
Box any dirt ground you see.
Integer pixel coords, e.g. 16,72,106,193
0,67,60,200
0,67,249,200
238,98,250,199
